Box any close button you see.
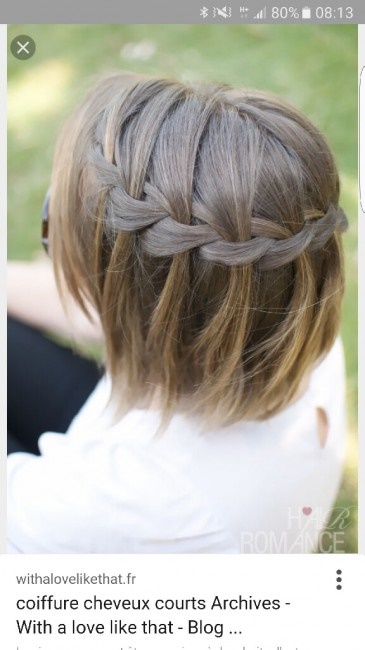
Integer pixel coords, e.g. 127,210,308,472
10,35,36,61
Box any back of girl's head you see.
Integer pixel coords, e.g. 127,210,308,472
50,72,347,428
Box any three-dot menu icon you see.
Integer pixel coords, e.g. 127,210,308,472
336,569,343,590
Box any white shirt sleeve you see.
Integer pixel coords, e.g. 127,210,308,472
7,430,235,554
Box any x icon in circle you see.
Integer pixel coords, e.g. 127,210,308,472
10,35,36,60
16,41,30,54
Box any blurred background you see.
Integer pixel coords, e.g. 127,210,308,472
7,24,358,552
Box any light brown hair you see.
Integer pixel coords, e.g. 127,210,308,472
50,72,347,429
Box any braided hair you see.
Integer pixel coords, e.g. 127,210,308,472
50,73,347,429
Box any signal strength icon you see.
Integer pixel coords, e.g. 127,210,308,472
253,6,266,19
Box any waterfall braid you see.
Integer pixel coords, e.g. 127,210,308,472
50,73,347,428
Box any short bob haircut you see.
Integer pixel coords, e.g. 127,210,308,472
50,72,347,429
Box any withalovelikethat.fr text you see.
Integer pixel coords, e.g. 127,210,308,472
16,572,137,585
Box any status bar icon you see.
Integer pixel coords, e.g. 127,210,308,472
213,6,232,18
253,6,267,19
200,6,209,18
302,6,311,19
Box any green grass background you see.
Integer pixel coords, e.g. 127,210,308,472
7,24,358,552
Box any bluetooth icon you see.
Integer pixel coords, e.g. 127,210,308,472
200,6,209,18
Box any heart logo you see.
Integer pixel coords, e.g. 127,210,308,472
302,507,312,516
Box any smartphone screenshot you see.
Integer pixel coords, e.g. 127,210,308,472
2,1,364,648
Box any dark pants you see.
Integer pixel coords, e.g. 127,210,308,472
7,316,102,455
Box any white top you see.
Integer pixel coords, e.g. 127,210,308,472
7,339,346,554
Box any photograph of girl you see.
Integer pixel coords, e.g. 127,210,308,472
7,24,357,553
